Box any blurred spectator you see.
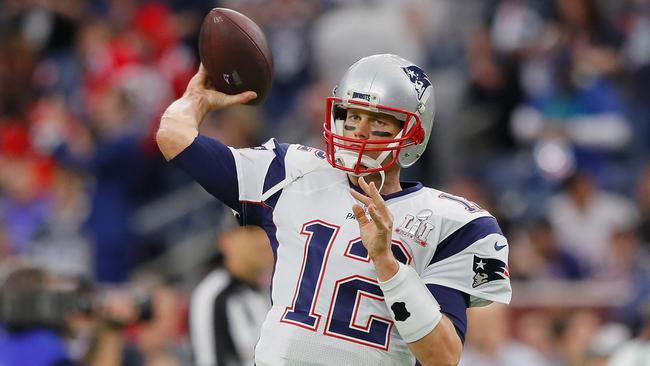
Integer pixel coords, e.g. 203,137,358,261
623,0,650,161
510,219,585,280
37,88,152,283
554,0,624,76
274,81,330,149
608,298,650,366
585,323,631,366
467,0,552,152
189,226,273,366
604,225,650,282
510,50,631,183
623,0,650,72
0,123,54,255
459,303,553,366
0,219,8,262
312,1,425,86
510,0,630,185
23,166,91,279
514,311,559,363
227,0,321,126
0,12,38,119
548,171,638,277
200,106,265,149
556,310,602,366
611,224,650,331
636,165,650,245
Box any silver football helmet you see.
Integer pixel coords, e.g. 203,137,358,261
323,54,435,177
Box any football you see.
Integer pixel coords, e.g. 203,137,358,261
198,8,273,105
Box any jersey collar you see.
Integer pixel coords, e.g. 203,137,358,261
349,180,423,201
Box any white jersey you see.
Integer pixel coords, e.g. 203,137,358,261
228,139,511,366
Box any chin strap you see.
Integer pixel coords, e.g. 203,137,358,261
334,149,387,192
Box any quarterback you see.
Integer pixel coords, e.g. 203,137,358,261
157,54,511,366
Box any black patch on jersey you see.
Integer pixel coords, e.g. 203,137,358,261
391,302,411,321
472,255,507,288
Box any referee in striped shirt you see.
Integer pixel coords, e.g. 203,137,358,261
190,226,273,366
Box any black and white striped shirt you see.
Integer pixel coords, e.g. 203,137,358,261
190,269,270,366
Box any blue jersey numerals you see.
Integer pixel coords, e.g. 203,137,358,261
438,192,484,213
281,222,412,350
324,275,392,349
281,220,340,330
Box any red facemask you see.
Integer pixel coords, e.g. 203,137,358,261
323,97,425,175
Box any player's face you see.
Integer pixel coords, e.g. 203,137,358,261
342,108,403,160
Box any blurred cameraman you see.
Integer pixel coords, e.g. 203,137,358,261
0,266,76,365
0,266,152,366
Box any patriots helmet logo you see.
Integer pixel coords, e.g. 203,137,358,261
402,65,431,101
472,255,509,288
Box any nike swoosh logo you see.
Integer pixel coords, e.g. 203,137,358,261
494,242,507,251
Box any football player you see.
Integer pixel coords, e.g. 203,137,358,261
157,54,511,366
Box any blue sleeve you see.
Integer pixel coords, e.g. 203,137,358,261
426,284,469,344
170,135,240,211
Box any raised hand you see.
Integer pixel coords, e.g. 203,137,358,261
184,64,257,115
350,177,399,280
157,64,257,161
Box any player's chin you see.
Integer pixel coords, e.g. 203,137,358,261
361,151,382,161
370,151,399,165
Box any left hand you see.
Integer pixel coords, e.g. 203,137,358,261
350,177,395,262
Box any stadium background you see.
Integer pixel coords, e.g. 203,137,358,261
0,0,649,364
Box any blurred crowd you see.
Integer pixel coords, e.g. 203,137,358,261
0,0,649,364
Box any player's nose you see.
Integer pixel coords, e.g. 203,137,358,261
353,118,371,140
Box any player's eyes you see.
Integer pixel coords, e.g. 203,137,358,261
371,130,393,137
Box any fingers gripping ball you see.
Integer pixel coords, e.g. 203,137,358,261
199,8,274,105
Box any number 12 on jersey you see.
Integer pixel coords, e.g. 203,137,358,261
281,220,412,350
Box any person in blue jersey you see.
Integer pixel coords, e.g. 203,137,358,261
157,54,511,366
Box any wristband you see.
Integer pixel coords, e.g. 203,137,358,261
379,262,442,343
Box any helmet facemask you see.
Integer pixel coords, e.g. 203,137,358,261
323,97,425,178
